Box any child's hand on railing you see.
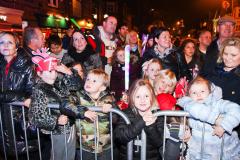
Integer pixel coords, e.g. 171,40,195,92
84,110,97,121
212,126,225,138
58,115,68,125
24,98,31,108
142,110,157,126
102,103,112,113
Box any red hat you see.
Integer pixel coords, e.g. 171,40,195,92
32,48,58,72
156,93,177,110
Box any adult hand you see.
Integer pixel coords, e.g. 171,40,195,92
55,64,72,75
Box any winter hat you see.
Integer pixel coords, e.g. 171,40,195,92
156,93,177,110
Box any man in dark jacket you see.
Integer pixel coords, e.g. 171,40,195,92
201,15,236,76
21,26,45,58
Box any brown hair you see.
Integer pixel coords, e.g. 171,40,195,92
87,69,109,87
128,79,156,113
187,76,211,95
111,47,125,65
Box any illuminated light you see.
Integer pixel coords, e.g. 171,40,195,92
59,18,67,28
104,14,109,18
187,34,191,37
55,15,63,19
70,18,81,29
86,22,93,29
203,22,207,27
46,14,55,27
65,17,69,21
78,20,86,26
0,15,7,21
93,14,97,19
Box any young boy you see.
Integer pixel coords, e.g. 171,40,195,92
64,69,117,160
48,34,67,61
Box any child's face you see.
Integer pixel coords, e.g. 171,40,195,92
146,63,161,81
134,86,152,112
50,44,62,54
73,64,84,79
189,83,210,102
117,50,125,64
155,78,173,94
84,73,105,95
38,70,57,85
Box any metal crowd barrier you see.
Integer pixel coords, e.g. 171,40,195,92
0,102,133,160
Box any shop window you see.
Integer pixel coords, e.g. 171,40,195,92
48,0,58,8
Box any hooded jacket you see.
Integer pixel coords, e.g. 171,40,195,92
177,85,240,160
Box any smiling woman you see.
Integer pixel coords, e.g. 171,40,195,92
204,37,240,137
61,29,102,72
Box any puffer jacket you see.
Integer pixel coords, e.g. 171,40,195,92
29,69,84,135
61,89,118,153
114,107,164,160
177,85,240,160
0,51,36,156
142,45,192,80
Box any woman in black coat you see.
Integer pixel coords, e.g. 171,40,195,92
142,27,191,81
114,79,164,160
0,32,37,159
202,37,240,137
61,29,102,72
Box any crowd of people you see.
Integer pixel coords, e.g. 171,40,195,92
0,14,240,160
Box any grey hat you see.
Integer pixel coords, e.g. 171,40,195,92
218,15,236,25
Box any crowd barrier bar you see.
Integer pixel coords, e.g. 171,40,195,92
2,102,133,160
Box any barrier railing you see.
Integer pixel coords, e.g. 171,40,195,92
135,110,189,160
0,102,133,160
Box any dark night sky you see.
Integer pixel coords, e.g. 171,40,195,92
129,0,222,31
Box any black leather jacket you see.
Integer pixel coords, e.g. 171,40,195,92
142,46,192,80
0,50,37,156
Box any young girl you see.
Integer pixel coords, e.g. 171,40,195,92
110,47,140,101
142,58,163,86
153,69,177,95
178,76,240,159
154,70,190,159
114,79,164,160
29,48,95,160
